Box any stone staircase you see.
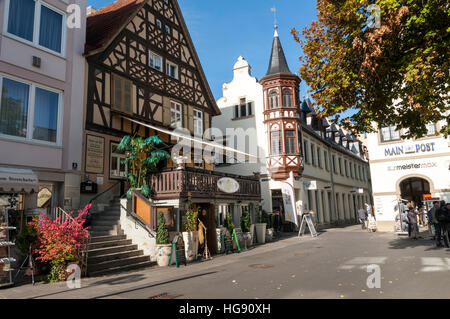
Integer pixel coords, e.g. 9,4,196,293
86,198,155,277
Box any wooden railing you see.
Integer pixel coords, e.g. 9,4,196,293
148,168,261,200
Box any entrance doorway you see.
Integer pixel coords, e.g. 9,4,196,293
399,177,430,208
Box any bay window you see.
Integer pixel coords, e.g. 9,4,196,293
285,131,296,154
271,131,282,155
6,0,65,55
269,90,279,109
282,89,293,107
0,75,62,145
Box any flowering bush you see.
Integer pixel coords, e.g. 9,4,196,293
29,204,91,281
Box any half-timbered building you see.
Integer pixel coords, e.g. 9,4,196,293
81,0,260,264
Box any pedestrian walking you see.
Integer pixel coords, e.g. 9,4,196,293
418,207,426,226
428,201,440,242
408,207,419,239
435,202,450,248
358,207,367,230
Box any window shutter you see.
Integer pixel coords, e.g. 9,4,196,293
204,113,210,139
188,106,194,134
247,102,252,116
162,98,171,126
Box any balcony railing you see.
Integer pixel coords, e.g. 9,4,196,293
148,167,261,200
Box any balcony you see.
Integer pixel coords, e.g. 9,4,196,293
148,167,261,201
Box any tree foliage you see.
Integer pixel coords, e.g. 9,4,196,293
292,0,449,138
157,212,170,245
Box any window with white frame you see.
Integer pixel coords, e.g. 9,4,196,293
166,61,178,79
165,25,171,35
380,125,400,142
149,51,162,72
0,75,62,144
110,142,127,179
156,19,162,29
193,109,203,136
6,0,65,55
170,101,182,128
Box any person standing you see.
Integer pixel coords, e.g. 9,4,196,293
418,207,425,226
428,201,440,242
408,207,419,239
435,202,450,248
358,207,368,230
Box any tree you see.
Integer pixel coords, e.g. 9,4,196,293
117,135,170,199
292,0,449,138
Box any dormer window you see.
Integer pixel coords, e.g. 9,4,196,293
282,89,293,107
269,90,279,109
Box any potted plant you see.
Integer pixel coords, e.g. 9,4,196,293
29,204,91,282
254,210,267,244
182,204,199,262
240,210,252,248
156,213,171,267
117,135,170,199
224,212,236,249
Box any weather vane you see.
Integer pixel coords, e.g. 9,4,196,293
270,6,277,30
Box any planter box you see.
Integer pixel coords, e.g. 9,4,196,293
255,223,267,244
156,244,172,267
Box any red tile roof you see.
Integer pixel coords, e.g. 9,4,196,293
85,0,145,55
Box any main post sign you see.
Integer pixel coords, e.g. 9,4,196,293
384,142,436,157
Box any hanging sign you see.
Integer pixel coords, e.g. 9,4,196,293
281,183,298,226
217,178,240,194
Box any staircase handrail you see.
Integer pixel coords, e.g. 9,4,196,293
51,207,74,223
120,193,156,239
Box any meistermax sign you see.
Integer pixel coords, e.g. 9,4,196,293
384,142,436,157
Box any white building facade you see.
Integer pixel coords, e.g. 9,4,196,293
213,29,372,229
0,0,87,215
366,123,450,231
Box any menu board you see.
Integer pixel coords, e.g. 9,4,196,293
85,135,105,174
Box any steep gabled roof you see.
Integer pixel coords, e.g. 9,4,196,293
84,0,220,115
85,0,146,55
265,27,292,77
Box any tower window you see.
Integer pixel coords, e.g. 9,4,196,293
271,131,282,155
285,131,296,154
282,89,293,107
269,90,279,109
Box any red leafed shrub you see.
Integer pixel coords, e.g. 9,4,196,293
30,204,91,265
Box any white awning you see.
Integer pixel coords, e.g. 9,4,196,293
0,167,39,194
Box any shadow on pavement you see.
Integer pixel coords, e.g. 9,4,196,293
387,229,450,252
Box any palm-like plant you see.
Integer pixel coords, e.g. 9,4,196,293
117,135,170,199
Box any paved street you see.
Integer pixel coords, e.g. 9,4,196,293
2,225,450,299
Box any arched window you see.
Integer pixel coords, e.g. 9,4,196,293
282,89,292,107
269,90,279,109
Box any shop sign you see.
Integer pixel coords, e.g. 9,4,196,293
385,142,436,157
85,135,105,174
217,178,240,194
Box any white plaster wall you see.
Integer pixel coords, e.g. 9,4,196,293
120,198,157,261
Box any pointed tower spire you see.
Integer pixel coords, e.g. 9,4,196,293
265,19,292,77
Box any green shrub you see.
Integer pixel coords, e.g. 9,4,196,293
241,210,251,232
157,213,170,245
261,210,269,225
224,212,234,235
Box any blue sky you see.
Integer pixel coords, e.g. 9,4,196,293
87,0,319,101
